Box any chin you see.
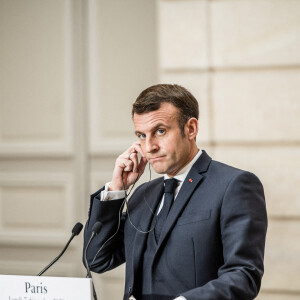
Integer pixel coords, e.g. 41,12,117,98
151,165,166,175
152,168,165,175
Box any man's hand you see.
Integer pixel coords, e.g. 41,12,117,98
109,142,148,191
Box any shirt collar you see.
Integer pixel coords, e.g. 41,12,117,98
164,149,202,183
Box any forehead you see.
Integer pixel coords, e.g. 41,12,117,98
133,102,179,131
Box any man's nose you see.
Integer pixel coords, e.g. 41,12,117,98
145,137,158,153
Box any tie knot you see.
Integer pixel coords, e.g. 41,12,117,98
164,178,178,194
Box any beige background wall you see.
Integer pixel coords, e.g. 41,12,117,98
0,0,299,299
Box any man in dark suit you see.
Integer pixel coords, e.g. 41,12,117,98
83,84,268,300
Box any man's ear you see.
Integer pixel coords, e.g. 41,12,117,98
185,118,198,140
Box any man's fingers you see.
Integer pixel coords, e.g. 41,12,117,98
138,156,148,175
129,152,139,172
112,142,146,189
128,142,145,158
116,157,134,172
120,142,145,162
124,160,134,172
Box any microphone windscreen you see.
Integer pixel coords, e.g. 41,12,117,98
72,222,83,235
92,221,103,235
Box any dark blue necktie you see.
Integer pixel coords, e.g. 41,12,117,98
155,178,178,241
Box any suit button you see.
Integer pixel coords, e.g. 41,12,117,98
128,286,132,293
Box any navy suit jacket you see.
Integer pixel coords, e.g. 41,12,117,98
84,151,268,300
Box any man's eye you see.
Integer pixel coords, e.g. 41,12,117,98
157,129,165,135
139,134,146,140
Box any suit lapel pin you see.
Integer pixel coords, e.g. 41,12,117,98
189,178,193,182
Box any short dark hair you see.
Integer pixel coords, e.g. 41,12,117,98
132,84,199,135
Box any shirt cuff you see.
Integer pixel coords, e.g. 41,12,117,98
174,297,187,300
100,182,126,201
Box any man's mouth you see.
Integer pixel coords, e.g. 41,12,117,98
148,155,165,162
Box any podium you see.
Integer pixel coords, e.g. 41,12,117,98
0,274,92,300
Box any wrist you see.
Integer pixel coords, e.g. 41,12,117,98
108,181,125,191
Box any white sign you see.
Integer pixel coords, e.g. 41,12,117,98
0,274,92,300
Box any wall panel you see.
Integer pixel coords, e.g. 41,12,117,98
214,146,300,217
0,0,85,279
213,70,300,142
263,220,300,292
0,173,74,246
0,0,73,156
158,0,208,69
211,0,300,67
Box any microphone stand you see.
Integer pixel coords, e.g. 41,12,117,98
84,222,103,300
38,234,75,276
37,222,83,276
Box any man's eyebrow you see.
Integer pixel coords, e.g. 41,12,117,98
135,123,169,136
135,130,143,136
152,123,169,132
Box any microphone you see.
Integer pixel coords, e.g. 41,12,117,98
84,222,102,300
37,222,83,276
84,221,103,278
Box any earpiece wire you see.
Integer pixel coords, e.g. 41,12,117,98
123,163,157,234
90,162,157,267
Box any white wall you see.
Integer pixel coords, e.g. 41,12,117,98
0,0,299,299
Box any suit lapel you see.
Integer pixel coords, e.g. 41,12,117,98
155,150,212,253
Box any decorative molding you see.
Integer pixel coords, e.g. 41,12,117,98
0,172,74,246
87,1,133,155
0,0,74,157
